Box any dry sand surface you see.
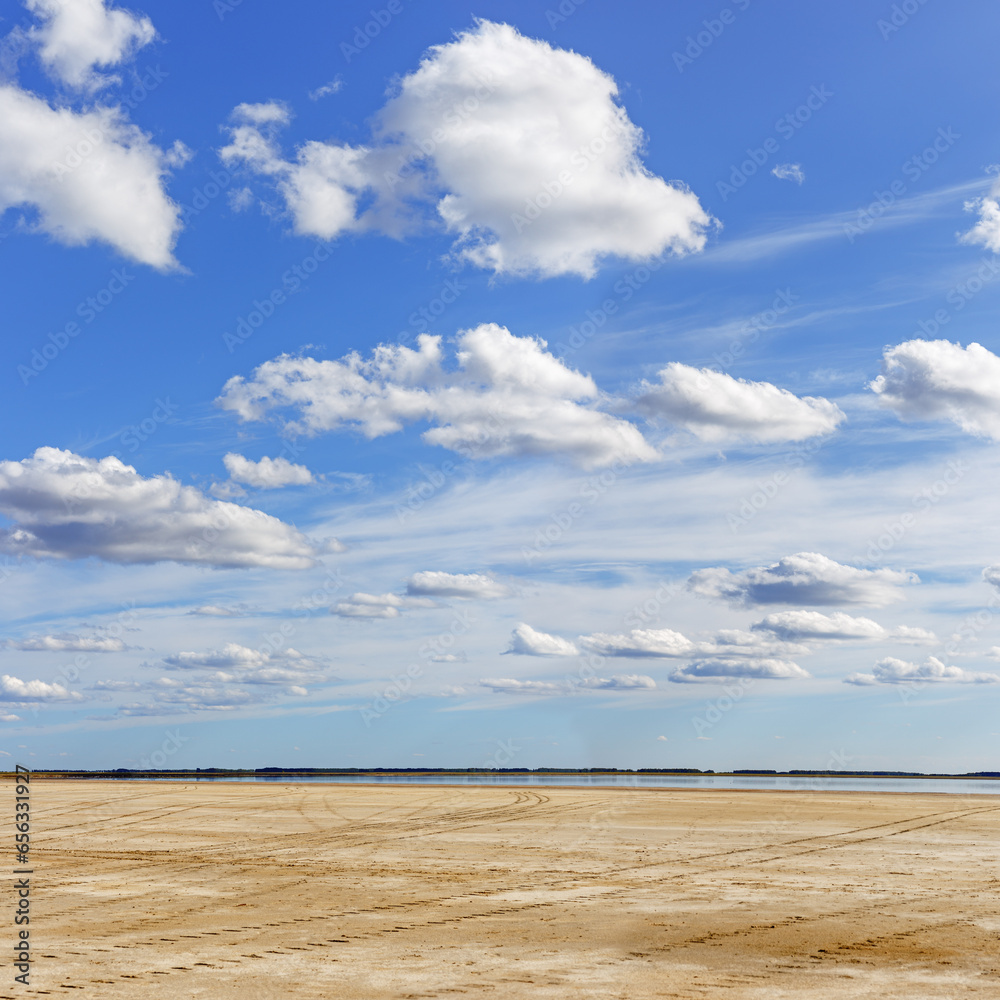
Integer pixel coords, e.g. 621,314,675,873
15,779,1000,998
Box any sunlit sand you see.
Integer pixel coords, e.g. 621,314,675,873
28,780,1000,998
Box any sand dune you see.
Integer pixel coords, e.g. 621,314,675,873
17,780,1000,997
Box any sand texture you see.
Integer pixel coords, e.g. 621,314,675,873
14,780,1000,998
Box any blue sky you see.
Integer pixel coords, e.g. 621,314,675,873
3,0,1000,772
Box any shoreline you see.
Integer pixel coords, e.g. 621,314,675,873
24,774,1000,796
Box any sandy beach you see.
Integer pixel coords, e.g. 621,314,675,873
16,780,1000,998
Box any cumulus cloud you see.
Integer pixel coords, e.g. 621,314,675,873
0,674,82,701
480,677,562,694
220,20,712,278
669,658,810,683
187,605,251,618
580,627,695,658
91,679,142,691
5,632,127,652
162,643,277,670
751,610,888,641
960,174,1000,253
844,656,1000,686
890,626,939,645
158,643,328,690
116,643,332,714
771,163,804,184
217,326,657,469
870,339,1000,439
588,674,656,689
0,448,317,569
128,683,259,713
580,625,804,659
332,592,436,618
220,101,371,242
633,364,844,444
0,1,186,268
505,623,579,657
406,570,512,600
751,611,937,645
230,101,290,126
25,0,155,91
222,453,314,488
0,85,185,268
480,674,655,695
689,552,916,608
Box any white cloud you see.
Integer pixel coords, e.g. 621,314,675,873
985,565,1000,590
25,0,155,90
220,20,712,278
132,683,259,713
751,610,888,641
704,628,809,657
751,611,937,645
230,101,290,126
669,658,810,683
163,642,274,670
187,605,251,618
159,643,326,690
0,85,184,268
406,570,511,600
0,674,82,701
223,453,314,488
331,592,437,618
333,594,401,618
579,625,803,659
633,364,844,444
890,626,939,645
308,79,342,101
689,552,916,608
217,325,658,469
771,163,805,185
91,679,142,691
219,102,370,242
844,656,1000,686
580,627,695,658
480,673,655,695
870,339,1000,439
960,174,1000,252
0,715,20,723
5,632,127,652
0,448,317,569
505,623,579,656
117,642,331,714
480,677,562,694
586,674,656,690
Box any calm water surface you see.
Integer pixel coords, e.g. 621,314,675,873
128,773,1000,795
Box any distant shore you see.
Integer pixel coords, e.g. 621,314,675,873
12,766,1000,780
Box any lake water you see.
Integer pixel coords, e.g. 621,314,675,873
129,773,1000,795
